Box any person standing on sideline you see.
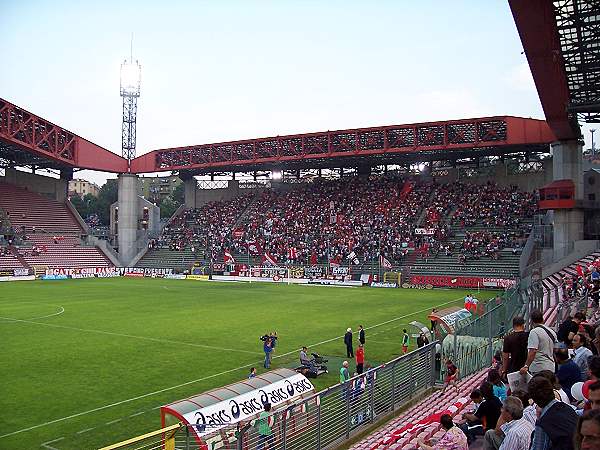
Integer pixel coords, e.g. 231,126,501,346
344,328,354,357
340,360,350,383
248,367,257,379
356,344,365,374
256,402,274,450
263,337,273,369
358,325,365,345
431,308,438,333
402,329,410,354
501,315,529,377
519,310,557,376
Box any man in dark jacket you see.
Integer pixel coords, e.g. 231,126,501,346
358,325,365,345
344,328,353,357
528,376,578,450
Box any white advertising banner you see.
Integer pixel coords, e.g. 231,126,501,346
182,373,314,438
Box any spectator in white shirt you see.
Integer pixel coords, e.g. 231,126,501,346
483,396,534,450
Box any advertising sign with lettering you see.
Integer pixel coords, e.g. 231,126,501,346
182,373,314,438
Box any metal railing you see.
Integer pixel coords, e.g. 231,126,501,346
440,285,524,383
100,344,438,450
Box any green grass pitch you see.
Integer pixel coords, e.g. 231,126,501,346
0,278,497,449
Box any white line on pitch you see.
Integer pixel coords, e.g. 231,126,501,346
41,437,64,450
105,418,122,425
0,316,262,356
76,427,94,435
1,295,464,440
129,411,145,417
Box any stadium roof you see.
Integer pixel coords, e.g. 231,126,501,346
129,116,555,175
0,98,128,173
510,0,600,140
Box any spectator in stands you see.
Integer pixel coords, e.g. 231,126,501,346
460,382,502,445
528,376,578,450
487,369,507,403
344,328,353,358
589,381,600,410
574,409,600,450
589,356,600,381
520,310,557,376
417,413,468,450
555,348,582,401
573,333,594,379
501,315,528,376
355,344,365,375
534,370,570,403
440,358,460,396
483,396,533,450
558,313,585,348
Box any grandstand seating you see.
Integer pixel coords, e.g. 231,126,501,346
0,182,111,269
348,370,488,450
541,250,600,326
138,176,536,275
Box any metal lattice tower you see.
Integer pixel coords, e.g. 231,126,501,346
120,43,141,161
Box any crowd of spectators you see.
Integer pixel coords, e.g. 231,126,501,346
431,308,600,449
149,175,537,266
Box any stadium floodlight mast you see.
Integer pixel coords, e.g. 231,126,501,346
120,38,141,161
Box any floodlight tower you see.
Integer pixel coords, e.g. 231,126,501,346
120,46,141,161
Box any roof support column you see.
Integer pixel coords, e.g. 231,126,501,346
117,173,139,265
551,140,583,260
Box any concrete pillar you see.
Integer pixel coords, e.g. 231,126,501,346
551,140,584,260
117,174,139,265
184,178,197,209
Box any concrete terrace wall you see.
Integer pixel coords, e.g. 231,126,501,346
1,168,68,202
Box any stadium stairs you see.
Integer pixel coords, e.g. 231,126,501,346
0,182,112,269
347,258,572,450
347,370,488,450
540,250,600,326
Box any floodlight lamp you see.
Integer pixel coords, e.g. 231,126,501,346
120,60,141,96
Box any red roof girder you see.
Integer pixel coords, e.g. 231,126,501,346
130,116,555,173
0,98,128,173
509,0,580,140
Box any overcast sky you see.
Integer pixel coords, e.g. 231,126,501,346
1,1,595,186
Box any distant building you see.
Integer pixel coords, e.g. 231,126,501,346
138,175,182,203
68,179,100,197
